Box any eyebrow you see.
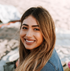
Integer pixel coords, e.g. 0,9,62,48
22,24,39,27
22,24,28,26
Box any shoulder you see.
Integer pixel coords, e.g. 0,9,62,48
41,49,63,71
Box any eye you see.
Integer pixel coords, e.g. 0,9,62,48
22,27,28,29
34,28,40,31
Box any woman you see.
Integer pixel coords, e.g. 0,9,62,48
15,7,63,71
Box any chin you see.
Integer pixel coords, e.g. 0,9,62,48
25,46,36,50
25,47,33,50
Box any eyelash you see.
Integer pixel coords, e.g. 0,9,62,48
34,28,40,31
22,27,40,31
22,27,28,29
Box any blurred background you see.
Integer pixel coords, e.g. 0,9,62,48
0,0,70,71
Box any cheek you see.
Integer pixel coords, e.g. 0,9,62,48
20,30,25,38
35,33,43,41
20,30,25,43
20,30,22,37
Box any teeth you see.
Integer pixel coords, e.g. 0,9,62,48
26,40,34,42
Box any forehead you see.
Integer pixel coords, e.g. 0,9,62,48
22,15,38,26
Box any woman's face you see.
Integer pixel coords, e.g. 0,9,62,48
20,15,43,50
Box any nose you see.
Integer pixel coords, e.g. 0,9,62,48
26,29,33,38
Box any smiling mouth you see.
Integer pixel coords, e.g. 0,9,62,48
24,38,35,45
26,40,34,42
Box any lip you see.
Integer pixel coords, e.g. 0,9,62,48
24,38,35,41
24,38,36,45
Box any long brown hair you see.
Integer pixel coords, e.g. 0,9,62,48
15,6,56,71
